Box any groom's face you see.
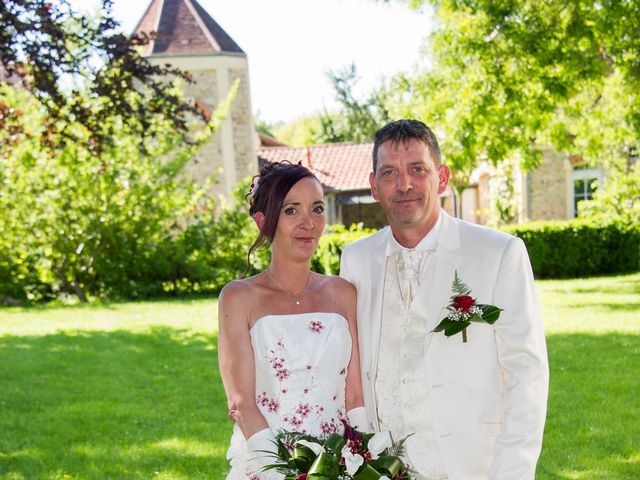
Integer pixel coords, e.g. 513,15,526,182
370,138,449,231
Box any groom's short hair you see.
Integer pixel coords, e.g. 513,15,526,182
372,119,442,172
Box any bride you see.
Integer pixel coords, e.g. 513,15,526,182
218,161,367,479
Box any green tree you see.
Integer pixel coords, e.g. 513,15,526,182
578,162,640,226
0,81,238,303
273,113,324,147
0,0,201,153
274,64,391,146
380,0,640,217
316,64,392,143
0,0,240,303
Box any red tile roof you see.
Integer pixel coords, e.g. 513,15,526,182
258,143,374,192
133,0,244,56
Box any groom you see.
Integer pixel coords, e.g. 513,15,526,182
340,119,549,480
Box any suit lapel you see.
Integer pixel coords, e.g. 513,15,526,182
368,229,388,375
426,212,462,332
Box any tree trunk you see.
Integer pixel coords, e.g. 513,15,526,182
56,266,89,303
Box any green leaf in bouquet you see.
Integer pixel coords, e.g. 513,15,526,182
444,320,470,336
292,445,316,472
480,304,503,324
308,452,340,479
353,463,383,480
368,455,404,477
324,432,346,455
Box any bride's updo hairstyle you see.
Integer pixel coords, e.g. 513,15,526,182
247,161,318,263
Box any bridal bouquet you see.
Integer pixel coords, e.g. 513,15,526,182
262,421,412,479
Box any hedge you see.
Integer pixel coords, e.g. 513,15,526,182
314,219,640,280
503,219,640,278
4,214,637,304
311,224,376,275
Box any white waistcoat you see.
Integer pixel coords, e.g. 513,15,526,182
375,254,448,480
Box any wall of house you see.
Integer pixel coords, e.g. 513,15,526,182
526,150,572,221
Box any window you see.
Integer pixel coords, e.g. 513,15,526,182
572,166,601,217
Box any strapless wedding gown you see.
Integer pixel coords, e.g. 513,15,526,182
225,312,352,480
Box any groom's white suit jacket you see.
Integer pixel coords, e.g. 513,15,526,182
340,210,549,480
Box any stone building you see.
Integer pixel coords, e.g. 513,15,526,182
134,0,256,199
459,152,605,225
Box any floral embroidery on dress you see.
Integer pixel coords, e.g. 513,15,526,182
256,391,280,413
266,337,290,383
295,402,311,418
241,314,350,472
307,320,324,333
320,418,340,434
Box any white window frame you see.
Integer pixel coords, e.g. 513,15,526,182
571,167,602,217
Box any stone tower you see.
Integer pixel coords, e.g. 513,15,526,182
134,0,256,199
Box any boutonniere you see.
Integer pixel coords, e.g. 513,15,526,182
432,271,503,343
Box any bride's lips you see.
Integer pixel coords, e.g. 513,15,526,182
296,236,316,243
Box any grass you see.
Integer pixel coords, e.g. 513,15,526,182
0,299,228,479
536,273,640,479
0,273,639,479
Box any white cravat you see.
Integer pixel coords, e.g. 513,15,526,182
396,249,424,309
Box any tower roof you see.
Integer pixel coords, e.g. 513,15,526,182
133,0,245,56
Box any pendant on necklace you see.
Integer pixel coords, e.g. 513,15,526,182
295,300,300,305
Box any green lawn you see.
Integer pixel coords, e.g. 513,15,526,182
1,273,639,479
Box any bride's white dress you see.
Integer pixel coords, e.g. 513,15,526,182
226,312,352,479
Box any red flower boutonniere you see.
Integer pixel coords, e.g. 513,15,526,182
432,271,503,343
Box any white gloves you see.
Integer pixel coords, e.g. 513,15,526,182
246,427,278,467
347,406,369,432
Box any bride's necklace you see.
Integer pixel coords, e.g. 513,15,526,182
266,269,312,305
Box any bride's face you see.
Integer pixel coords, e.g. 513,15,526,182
271,177,326,259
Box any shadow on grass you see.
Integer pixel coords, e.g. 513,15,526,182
0,328,232,480
538,333,640,480
0,294,218,313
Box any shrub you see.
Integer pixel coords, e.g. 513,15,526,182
503,219,640,278
312,224,376,275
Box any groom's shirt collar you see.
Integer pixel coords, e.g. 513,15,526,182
385,213,442,257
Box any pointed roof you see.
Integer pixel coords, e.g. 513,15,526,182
133,0,245,56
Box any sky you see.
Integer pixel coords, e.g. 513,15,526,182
74,0,434,124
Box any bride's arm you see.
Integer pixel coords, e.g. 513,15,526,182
339,279,365,415
217,280,269,439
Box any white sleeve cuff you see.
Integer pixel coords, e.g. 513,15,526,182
246,427,278,469
347,406,369,432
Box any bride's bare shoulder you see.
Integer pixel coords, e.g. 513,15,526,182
219,276,266,308
316,274,356,299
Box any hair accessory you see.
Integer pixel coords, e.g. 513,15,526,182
249,177,260,197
